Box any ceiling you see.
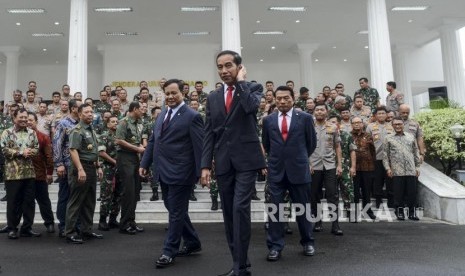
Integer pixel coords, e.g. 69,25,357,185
0,0,464,66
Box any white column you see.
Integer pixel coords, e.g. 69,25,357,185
367,0,394,104
221,0,241,54
67,0,88,98
0,46,21,103
297,43,319,94
393,46,414,110
439,25,465,105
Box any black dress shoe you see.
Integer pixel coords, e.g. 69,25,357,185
0,225,9,234
303,245,315,256
331,221,343,236
395,209,405,221
82,232,103,240
98,221,110,231
266,250,281,262
367,211,377,220
189,193,197,201
251,194,261,201
108,218,120,229
285,226,293,235
313,221,323,232
218,268,251,276
66,235,84,244
177,245,202,257
46,224,55,233
20,229,41,237
8,230,18,240
155,254,174,268
0,195,6,202
58,230,66,238
408,215,420,221
119,227,136,235
132,225,144,232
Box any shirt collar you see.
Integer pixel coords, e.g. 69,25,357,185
279,108,294,117
167,101,185,115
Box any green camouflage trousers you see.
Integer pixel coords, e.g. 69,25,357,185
100,163,121,217
209,169,218,199
339,166,354,210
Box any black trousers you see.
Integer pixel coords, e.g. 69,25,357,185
353,171,374,207
310,168,338,219
392,176,417,212
267,173,313,252
35,180,55,226
117,152,140,230
160,181,200,257
373,160,386,199
217,169,256,275
5,178,36,231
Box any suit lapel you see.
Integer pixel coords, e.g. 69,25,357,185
272,112,284,144
225,84,241,122
155,109,167,138
163,104,186,133
287,109,299,140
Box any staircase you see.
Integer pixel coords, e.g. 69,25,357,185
0,179,408,224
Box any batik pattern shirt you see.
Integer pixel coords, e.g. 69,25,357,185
1,126,39,180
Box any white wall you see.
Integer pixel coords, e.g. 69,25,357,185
101,44,220,99
408,39,444,82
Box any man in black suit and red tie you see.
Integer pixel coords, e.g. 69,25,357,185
261,86,317,261
201,50,265,276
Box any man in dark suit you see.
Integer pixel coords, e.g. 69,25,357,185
140,79,204,269
201,50,266,276
262,86,317,261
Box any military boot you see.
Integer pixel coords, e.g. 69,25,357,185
98,215,109,231
150,188,159,201
211,197,218,211
108,215,120,229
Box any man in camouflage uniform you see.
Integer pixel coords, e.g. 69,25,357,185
335,83,353,109
354,77,380,114
97,115,121,231
111,99,124,120
328,115,356,221
0,105,16,201
340,107,352,133
94,90,112,115
366,106,395,208
385,81,404,115
294,87,309,111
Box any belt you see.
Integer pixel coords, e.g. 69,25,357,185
81,160,96,165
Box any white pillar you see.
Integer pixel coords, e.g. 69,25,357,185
221,0,241,54
0,46,21,103
67,0,88,98
439,25,465,105
393,46,414,110
297,43,319,94
367,0,394,104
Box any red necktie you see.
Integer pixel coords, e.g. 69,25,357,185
225,86,234,113
281,112,288,141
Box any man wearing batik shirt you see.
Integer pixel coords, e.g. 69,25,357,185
51,100,70,137
0,108,39,239
383,117,421,221
28,112,55,234
351,116,377,220
52,99,81,237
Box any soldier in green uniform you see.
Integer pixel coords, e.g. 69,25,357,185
94,90,112,115
97,115,121,231
328,115,356,221
115,101,145,235
111,99,124,120
354,77,380,114
65,103,104,244
294,87,309,111
0,104,16,201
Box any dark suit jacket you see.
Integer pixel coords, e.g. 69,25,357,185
140,104,204,185
262,109,317,184
201,81,266,175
